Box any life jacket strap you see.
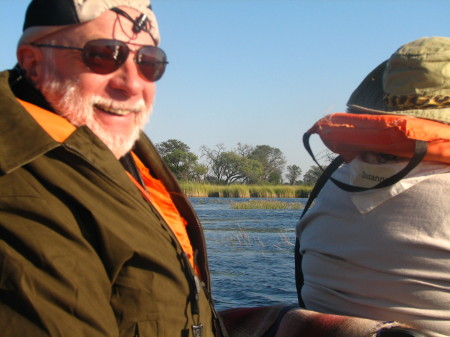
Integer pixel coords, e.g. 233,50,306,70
302,132,428,193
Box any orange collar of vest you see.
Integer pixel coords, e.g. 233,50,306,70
308,113,450,164
17,98,76,142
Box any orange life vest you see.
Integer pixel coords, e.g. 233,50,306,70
307,113,450,164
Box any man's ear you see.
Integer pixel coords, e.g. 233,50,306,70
17,44,45,84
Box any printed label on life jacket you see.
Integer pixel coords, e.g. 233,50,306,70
350,161,397,188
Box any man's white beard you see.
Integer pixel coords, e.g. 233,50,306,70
38,68,151,159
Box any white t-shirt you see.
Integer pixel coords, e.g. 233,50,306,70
297,158,450,337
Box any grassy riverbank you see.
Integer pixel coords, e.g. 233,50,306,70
180,182,312,198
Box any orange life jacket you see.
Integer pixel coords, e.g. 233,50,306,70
307,113,450,164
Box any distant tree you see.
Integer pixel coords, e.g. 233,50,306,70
215,151,244,185
248,145,286,184
191,164,208,182
238,158,264,184
235,143,254,157
302,165,323,185
200,143,292,185
217,152,266,185
285,165,302,185
200,144,267,184
200,144,226,183
156,139,199,180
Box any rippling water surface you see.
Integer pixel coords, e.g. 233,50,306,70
190,197,304,311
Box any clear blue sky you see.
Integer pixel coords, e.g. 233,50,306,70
1,1,449,172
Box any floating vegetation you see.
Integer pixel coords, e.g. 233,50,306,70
231,200,303,210
215,226,295,251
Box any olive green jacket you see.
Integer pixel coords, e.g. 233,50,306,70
0,70,220,337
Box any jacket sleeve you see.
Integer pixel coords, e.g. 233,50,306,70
0,172,119,337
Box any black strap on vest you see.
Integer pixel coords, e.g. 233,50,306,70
295,152,345,307
295,133,428,307
302,132,428,192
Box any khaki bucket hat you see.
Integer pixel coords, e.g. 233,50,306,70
347,36,450,124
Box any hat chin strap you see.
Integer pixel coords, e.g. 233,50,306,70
110,7,156,44
303,132,428,193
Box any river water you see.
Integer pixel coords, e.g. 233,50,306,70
190,197,304,311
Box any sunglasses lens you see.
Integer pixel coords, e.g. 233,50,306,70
137,46,167,82
82,40,128,74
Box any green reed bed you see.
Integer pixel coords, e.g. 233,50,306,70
180,182,312,198
231,199,303,210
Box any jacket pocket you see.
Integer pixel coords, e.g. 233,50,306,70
133,314,163,337
112,279,163,337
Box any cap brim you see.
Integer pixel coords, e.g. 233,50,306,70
18,26,70,45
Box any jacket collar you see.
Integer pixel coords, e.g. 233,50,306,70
0,70,120,175
0,70,62,174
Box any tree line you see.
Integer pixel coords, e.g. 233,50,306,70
156,139,323,185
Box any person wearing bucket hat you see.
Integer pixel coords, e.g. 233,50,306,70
0,1,230,336
295,37,450,337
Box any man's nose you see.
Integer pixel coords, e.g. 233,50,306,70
108,54,147,96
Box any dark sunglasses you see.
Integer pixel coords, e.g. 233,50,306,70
31,39,168,82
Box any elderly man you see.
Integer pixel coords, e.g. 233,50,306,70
0,1,225,336
296,37,450,337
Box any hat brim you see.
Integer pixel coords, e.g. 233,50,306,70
346,60,389,114
347,60,450,124
18,26,69,45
